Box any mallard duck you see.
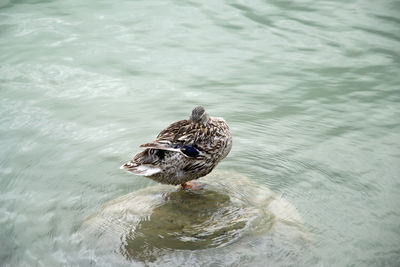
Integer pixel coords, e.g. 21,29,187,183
121,106,232,189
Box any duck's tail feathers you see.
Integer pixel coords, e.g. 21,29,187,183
120,162,161,176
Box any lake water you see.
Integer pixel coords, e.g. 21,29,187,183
1,0,399,266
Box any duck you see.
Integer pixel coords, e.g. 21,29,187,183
120,106,232,189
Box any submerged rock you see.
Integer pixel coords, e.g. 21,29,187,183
82,170,309,265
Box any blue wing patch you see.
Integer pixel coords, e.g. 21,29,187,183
181,145,200,157
171,143,200,157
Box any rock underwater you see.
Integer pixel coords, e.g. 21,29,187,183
81,170,309,265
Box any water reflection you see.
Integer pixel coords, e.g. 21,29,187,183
83,171,308,264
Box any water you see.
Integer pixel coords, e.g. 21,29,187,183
82,171,308,265
1,0,399,265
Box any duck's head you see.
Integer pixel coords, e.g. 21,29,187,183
190,106,210,124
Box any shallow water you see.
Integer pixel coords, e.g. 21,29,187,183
1,0,400,266
82,171,308,265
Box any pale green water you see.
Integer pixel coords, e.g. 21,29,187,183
1,0,400,266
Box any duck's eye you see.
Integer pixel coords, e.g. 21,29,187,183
181,145,199,157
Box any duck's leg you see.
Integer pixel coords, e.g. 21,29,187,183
181,180,205,190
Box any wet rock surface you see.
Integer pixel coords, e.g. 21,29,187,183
82,171,308,264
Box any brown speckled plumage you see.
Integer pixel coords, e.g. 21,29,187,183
121,106,232,185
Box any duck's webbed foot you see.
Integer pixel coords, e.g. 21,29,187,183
181,180,205,190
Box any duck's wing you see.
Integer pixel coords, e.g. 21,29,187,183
139,119,205,157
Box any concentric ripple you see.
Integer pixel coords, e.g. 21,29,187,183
82,171,307,264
